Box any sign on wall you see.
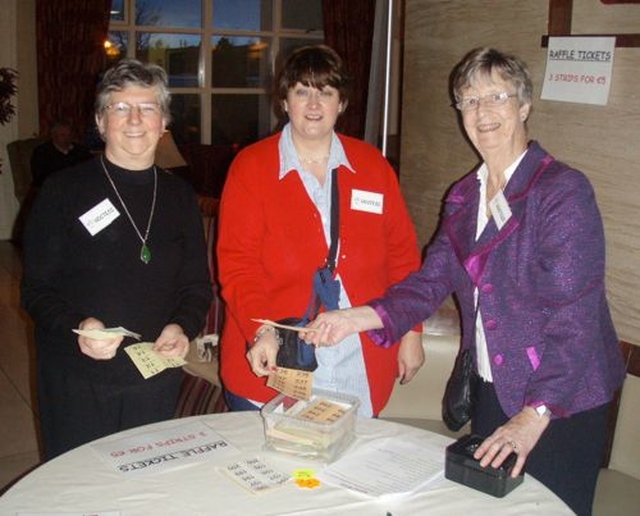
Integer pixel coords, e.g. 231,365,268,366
541,37,616,105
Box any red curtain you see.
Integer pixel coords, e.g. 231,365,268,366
322,0,376,139
35,0,111,140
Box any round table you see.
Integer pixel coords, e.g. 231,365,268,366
0,411,572,515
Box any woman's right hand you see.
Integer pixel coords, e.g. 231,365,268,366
77,317,124,360
246,326,281,376
302,306,383,347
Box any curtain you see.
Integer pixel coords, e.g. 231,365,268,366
322,0,376,139
35,0,111,140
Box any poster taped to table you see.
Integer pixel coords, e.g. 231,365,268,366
91,420,239,475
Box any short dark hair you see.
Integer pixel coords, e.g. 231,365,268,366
451,47,533,106
276,45,350,104
95,59,171,123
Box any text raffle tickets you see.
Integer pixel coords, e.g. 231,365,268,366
117,440,230,473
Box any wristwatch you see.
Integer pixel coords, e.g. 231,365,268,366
534,404,552,419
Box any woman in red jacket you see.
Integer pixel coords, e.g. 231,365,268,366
217,45,422,416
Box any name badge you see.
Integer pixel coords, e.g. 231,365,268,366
351,189,384,214
79,198,120,236
489,190,512,230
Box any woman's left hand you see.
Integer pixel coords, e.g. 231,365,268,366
473,406,550,477
153,323,189,358
397,331,424,384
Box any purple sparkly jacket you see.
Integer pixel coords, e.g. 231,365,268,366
370,141,625,418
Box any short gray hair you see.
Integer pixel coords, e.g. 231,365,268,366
451,47,533,107
95,59,171,123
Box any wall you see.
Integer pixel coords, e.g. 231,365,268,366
400,0,640,344
0,0,38,240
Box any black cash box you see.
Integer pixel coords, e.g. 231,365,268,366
445,434,524,498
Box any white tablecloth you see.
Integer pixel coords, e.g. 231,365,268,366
0,412,572,515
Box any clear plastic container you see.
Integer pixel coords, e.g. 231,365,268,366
260,389,360,462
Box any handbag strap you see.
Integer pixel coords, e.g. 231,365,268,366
325,167,340,272
302,168,340,321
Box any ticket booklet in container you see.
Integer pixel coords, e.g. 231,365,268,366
260,388,360,462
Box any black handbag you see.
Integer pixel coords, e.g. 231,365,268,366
271,168,341,372
442,348,477,431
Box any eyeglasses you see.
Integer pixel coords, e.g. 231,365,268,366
455,92,517,112
103,102,162,117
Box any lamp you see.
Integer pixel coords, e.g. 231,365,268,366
155,130,187,169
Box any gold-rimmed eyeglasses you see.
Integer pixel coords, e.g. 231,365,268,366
103,102,162,117
455,92,517,112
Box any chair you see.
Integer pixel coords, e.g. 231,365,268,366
174,196,228,417
6,137,43,243
6,137,42,203
593,341,640,516
379,306,470,437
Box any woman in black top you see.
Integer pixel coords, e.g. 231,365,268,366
21,59,212,460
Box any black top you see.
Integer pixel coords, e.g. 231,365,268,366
21,156,213,385
30,140,93,187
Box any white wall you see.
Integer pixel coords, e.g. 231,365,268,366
0,0,38,241
0,0,20,240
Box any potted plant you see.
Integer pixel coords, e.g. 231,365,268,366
0,67,18,173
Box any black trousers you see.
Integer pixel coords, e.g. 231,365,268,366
471,377,608,516
37,362,182,460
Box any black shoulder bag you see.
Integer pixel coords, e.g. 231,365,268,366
442,347,477,431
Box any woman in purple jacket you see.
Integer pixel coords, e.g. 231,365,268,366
303,47,625,516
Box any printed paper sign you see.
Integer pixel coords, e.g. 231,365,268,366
541,37,615,105
91,420,238,475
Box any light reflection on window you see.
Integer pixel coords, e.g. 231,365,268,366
136,34,202,88
212,0,271,30
211,36,270,88
171,94,201,144
211,94,271,146
110,0,125,22
137,0,202,28
107,0,323,147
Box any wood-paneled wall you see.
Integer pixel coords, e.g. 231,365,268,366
400,0,640,343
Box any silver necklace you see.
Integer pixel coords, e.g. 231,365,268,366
100,156,157,264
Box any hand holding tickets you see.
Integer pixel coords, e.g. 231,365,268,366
125,342,186,379
73,326,141,340
251,318,316,333
74,322,137,361
74,326,185,378
267,367,313,400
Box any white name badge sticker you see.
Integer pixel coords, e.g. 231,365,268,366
489,190,512,230
351,189,384,214
79,198,120,236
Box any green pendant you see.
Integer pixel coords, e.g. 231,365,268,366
140,244,151,264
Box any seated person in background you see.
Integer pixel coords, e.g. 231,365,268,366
30,120,93,187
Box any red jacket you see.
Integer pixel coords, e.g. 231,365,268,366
217,132,419,414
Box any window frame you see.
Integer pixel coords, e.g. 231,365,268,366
108,0,324,144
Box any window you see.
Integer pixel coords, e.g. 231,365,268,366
107,0,323,146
